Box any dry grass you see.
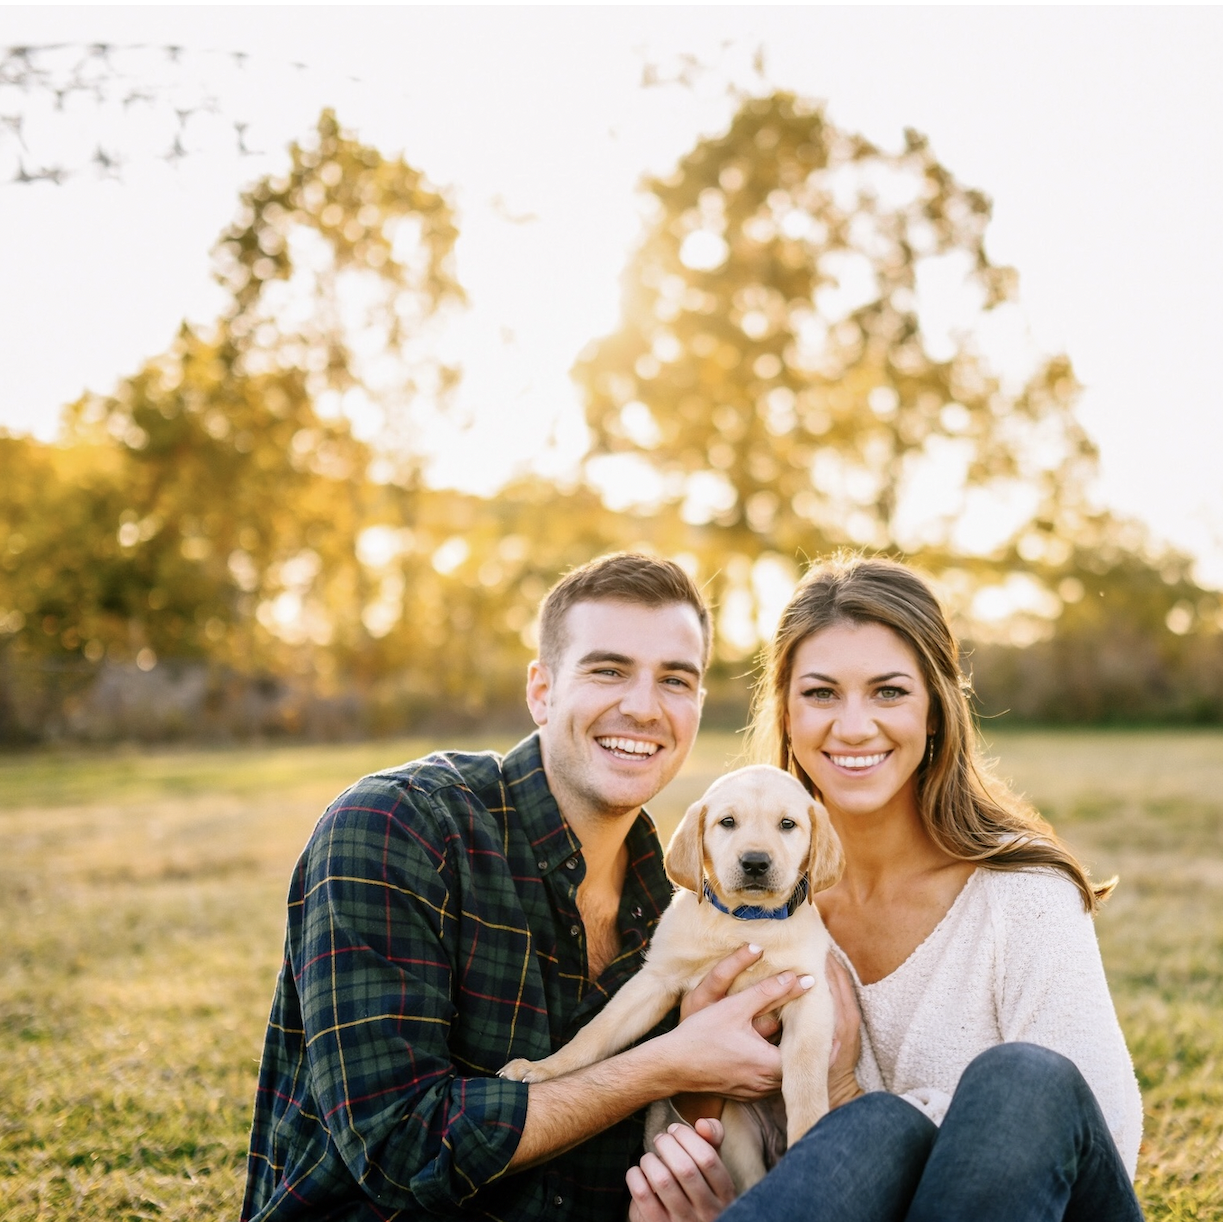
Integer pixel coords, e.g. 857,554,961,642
0,728,1219,1220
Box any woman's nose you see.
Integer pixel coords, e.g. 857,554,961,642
834,697,877,741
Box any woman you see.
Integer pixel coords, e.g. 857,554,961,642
628,556,1143,1221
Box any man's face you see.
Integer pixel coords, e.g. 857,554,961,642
527,599,706,825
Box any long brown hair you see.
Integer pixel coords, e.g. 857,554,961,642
745,554,1112,911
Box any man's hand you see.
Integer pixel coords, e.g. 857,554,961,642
627,1119,736,1222
679,942,782,1038
826,952,864,1109
674,943,785,1123
506,969,811,1172
661,968,814,1101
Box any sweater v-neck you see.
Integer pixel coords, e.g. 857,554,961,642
834,866,983,989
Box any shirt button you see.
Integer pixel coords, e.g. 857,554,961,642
565,856,579,870
632,905,642,918
553,1194,564,1206
537,859,548,872
569,923,581,937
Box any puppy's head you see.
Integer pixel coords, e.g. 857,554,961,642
665,765,843,907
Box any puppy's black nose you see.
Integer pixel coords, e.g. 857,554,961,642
740,851,771,878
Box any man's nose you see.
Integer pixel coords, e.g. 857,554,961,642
618,674,662,721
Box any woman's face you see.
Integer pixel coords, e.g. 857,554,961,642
785,620,933,824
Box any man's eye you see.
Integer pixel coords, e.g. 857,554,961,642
779,818,796,831
719,816,735,828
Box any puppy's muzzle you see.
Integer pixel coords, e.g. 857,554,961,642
737,851,774,888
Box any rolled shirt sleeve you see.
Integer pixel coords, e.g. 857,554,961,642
294,788,530,1212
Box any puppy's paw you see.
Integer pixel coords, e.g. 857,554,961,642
498,1058,553,1083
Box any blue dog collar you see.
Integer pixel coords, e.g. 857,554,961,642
702,878,809,920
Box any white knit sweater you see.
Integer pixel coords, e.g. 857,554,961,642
837,866,1143,1177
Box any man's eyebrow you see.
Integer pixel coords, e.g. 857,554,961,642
576,651,634,668
661,659,703,678
576,651,702,677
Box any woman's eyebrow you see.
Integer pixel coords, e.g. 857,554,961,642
795,670,913,682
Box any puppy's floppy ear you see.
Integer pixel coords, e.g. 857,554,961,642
806,801,845,897
665,801,706,896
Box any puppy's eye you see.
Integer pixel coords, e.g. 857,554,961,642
719,816,735,829
779,818,796,831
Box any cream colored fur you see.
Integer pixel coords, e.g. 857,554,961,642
499,764,844,1194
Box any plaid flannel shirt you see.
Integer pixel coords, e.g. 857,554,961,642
243,732,674,1221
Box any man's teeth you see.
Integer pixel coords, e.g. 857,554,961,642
830,752,888,769
597,737,659,757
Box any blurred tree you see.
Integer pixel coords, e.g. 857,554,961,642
213,108,464,466
969,529,1223,723
573,91,1098,650
1,111,463,688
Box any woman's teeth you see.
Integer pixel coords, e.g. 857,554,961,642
597,737,659,757
829,752,888,770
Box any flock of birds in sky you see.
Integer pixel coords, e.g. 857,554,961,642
0,38,760,189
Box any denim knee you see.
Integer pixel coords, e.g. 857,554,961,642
721,1093,936,1222
804,1090,935,1151
960,1042,1089,1107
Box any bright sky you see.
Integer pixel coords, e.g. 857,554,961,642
2,6,1221,587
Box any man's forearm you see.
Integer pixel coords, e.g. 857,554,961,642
505,1037,678,1172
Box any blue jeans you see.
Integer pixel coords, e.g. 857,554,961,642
719,1043,1142,1221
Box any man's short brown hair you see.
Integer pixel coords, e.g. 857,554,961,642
537,553,712,670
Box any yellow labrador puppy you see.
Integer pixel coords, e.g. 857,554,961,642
500,764,843,1193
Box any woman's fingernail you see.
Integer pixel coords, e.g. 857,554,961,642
799,975,815,989
776,971,795,986
748,943,762,954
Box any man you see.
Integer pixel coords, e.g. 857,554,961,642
242,553,809,1221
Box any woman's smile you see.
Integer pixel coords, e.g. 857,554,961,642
824,750,892,774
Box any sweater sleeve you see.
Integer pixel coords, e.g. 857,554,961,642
987,870,1143,1178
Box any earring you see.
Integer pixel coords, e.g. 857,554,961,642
926,735,936,767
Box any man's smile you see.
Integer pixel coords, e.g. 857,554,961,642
596,736,661,759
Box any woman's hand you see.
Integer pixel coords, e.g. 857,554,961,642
825,951,864,1108
627,1119,737,1222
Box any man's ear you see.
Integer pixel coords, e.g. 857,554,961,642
806,802,845,897
665,802,706,896
525,660,551,728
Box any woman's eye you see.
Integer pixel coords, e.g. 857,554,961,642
779,818,796,831
719,816,735,828
802,687,835,700
878,686,908,699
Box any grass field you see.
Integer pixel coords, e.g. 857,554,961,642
1,727,1220,1220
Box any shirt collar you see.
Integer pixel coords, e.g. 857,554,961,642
503,732,578,875
502,732,665,891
